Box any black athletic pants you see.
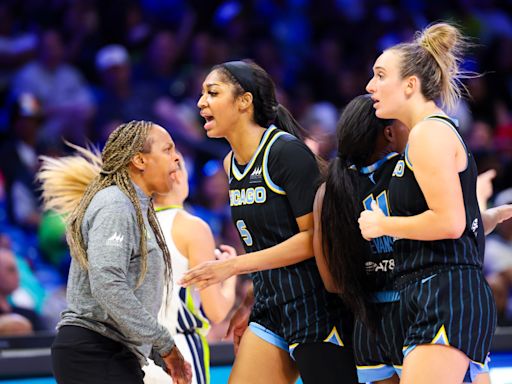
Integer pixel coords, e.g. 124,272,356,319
51,325,144,384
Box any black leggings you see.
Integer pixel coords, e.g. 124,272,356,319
294,342,358,384
51,325,144,384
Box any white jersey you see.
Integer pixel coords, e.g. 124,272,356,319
156,208,210,336
143,207,211,384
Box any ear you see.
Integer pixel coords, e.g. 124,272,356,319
383,125,393,142
131,152,146,172
238,92,253,111
404,75,418,97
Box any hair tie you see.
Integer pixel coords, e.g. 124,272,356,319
420,35,433,52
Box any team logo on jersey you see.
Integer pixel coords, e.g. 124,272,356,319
471,218,479,236
365,258,395,273
392,160,405,177
106,232,124,247
249,166,263,183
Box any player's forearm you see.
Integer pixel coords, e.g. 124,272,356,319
233,230,313,274
381,210,465,241
481,205,512,235
481,208,498,236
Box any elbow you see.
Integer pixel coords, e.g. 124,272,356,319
443,219,465,239
90,280,109,302
207,310,228,324
325,284,341,294
323,279,341,294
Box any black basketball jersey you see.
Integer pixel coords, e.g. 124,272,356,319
229,126,347,342
357,152,399,291
388,115,485,276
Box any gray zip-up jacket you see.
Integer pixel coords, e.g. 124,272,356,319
59,183,174,365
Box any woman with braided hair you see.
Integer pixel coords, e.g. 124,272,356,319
38,121,192,384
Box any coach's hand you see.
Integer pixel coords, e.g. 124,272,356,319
162,346,192,384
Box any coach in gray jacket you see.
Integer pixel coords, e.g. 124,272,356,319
38,120,192,384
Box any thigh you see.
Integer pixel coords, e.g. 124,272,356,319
293,342,358,384
229,328,298,384
107,346,144,384
468,372,490,384
403,269,496,364
401,344,469,384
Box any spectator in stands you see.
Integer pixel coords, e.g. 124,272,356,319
0,3,37,100
0,93,44,231
10,29,94,146
0,247,45,332
93,44,162,145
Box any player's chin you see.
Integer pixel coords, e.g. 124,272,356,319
205,128,222,139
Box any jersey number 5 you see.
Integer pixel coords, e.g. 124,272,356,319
236,220,253,246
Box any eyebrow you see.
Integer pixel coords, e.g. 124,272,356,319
373,66,385,71
206,83,220,88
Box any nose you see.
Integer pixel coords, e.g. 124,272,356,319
197,93,206,109
366,77,375,94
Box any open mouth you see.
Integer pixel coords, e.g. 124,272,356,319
203,115,214,129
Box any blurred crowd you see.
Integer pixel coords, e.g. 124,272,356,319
1,0,512,337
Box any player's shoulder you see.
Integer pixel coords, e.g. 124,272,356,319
174,209,212,237
269,130,313,159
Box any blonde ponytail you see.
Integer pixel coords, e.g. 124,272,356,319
38,143,102,217
391,22,472,111
415,22,467,111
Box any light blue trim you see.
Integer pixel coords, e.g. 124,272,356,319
467,359,489,382
356,364,399,383
372,290,400,303
404,143,413,170
231,126,277,181
249,322,289,352
403,344,416,358
262,131,288,194
359,152,400,174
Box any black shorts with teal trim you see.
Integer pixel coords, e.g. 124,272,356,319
354,298,403,383
249,289,353,355
393,266,496,381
